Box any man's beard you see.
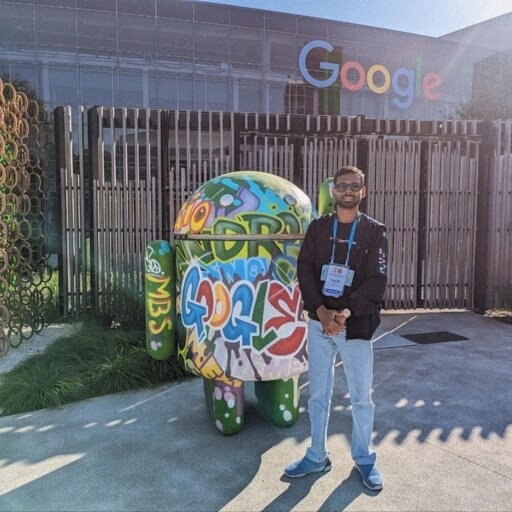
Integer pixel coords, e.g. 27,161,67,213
336,194,362,210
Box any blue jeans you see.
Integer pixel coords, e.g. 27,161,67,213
305,319,376,466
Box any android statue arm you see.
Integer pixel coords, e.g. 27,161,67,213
318,177,335,215
145,240,176,360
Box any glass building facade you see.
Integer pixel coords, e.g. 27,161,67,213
0,0,502,121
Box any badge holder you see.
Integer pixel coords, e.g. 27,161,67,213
321,216,358,298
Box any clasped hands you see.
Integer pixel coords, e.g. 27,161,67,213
317,305,351,336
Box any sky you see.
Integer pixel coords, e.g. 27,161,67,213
200,0,512,37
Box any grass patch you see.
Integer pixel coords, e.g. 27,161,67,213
0,322,189,416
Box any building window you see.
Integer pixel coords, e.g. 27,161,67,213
238,81,261,112
117,14,156,54
195,22,230,61
118,72,144,107
156,74,178,109
157,18,194,57
77,10,117,51
80,68,114,106
268,84,285,113
285,80,306,114
0,4,34,45
207,79,229,111
178,76,194,110
230,27,263,65
36,6,76,48
46,66,77,104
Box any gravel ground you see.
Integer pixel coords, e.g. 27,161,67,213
0,323,80,376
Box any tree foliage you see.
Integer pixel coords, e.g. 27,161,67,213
453,87,512,121
450,52,512,121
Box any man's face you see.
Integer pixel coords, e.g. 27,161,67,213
333,173,366,210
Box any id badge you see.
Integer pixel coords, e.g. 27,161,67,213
344,267,355,286
322,264,348,297
321,264,355,297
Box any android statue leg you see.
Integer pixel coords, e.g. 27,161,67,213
203,378,245,435
254,376,301,427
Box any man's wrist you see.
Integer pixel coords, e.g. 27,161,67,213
316,304,326,315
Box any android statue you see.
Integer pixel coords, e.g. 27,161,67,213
145,171,318,435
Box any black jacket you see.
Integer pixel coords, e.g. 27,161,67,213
297,212,388,340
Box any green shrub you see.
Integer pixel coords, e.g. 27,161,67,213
0,321,189,416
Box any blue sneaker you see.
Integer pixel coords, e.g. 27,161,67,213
284,454,332,478
355,464,383,491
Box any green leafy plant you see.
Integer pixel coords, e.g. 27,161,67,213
0,321,188,416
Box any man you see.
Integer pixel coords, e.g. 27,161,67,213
284,165,388,491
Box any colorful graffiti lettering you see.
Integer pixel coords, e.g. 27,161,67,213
177,211,303,268
144,244,163,274
174,195,214,234
175,171,312,385
181,263,307,357
147,273,173,335
145,241,176,359
204,256,269,283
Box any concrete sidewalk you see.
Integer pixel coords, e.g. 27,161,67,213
1,311,511,511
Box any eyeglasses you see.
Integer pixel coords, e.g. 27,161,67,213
333,182,364,192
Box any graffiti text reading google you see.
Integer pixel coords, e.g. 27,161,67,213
299,40,442,109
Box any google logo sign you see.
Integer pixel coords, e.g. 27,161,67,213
299,40,442,110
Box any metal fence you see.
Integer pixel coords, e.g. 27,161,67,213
0,80,56,350
54,108,512,319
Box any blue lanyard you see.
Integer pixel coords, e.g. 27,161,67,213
330,214,360,265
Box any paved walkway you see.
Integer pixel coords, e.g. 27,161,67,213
1,311,511,511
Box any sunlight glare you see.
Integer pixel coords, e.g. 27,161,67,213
36,425,55,432
13,426,34,433
105,419,123,427
0,454,85,495
395,398,408,408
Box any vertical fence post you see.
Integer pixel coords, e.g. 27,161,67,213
233,112,241,172
54,107,66,316
416,141,430,308
160,110,171,241
473,121,494,314
292,139,303,190
357,137,370,214
87,107,100,310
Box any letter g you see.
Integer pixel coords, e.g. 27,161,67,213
299,40,339,88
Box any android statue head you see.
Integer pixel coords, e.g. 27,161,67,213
173,170,316,434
